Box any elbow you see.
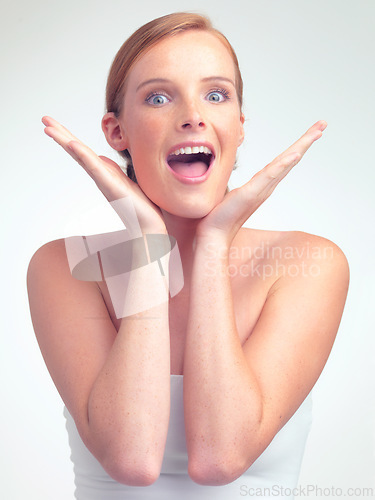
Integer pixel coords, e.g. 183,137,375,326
83,420,165,486
188,454,252,486
102,452,161,486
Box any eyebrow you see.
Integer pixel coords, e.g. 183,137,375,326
136,78,172,92
201,76,236,87
136,76,235,92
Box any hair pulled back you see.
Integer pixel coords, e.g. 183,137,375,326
105,12,243,182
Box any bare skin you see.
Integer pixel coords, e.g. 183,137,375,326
27,31,349,487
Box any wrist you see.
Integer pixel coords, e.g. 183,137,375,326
194,235,230,263
109,196,166,238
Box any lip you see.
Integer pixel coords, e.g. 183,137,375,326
165,141,216,184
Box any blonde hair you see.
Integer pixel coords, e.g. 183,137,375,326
105,12,243,181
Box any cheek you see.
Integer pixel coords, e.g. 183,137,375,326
126,117,164,159
216,111,243,144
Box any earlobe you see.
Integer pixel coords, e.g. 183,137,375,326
102,112,128,151
238,113,245,146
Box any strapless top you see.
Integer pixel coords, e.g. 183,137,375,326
64,375,312,499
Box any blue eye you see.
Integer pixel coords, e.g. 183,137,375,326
207,89,230,103
146,93,169,106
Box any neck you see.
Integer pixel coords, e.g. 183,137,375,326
161,210,201,280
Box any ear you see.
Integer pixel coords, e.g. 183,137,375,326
238,113,245,146
101,112,129,151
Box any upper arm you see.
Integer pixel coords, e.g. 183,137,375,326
243,235,349,437
27,239,118,440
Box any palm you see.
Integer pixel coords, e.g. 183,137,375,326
197,120,327,244
42,116,166,235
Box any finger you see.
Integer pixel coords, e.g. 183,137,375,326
243,120,327,202
244,152,301,203
44,125,78,156
42,116,85,161
44,126,96,170
42,117,111,175
98,155,129,177
42,116,81,143
67,140,109,178
277,120,327,161
42,116,131,200
68,141,130,201
42,116,80,138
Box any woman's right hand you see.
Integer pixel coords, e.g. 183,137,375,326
42,116,166,235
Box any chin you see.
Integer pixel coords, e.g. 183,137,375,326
177,207,212,220
160,196,218,220
142,181,227,220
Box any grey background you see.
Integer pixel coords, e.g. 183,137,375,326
1,0,374,498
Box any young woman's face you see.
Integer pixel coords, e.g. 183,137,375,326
119,30,244,219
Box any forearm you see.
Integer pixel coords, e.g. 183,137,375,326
183,237,262,484
86,250,171,485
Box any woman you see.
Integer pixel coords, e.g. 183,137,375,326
27,12,349,499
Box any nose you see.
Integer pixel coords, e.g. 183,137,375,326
177,100,206,131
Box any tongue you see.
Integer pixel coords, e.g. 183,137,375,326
168,160,207,178
169,161,207,177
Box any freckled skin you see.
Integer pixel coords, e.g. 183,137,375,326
37,24,348,488
115,30,244,219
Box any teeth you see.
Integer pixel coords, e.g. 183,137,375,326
171,146,212,156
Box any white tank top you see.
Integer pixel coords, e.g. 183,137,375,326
64,375,312,499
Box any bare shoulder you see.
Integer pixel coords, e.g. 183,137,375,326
274,229,348,259
27,235,117,333
27,237,97,297
279,230,349,284
27,236,113,345
28,238,66,267
27,238,72,296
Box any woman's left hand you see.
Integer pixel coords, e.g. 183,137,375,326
196,120,327,245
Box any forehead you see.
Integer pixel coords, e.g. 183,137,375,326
126,30,236,86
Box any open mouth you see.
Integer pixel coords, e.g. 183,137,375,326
167,146,214,178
